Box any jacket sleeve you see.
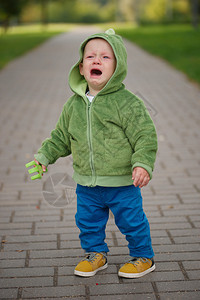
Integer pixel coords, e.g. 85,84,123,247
121,97,158,179
34,103,71,166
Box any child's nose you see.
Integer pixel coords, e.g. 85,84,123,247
93,56,101,64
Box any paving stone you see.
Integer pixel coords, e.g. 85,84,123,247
0,267,54,278
0,276,53,288
154,244,200,253
173,236,200,244
91,295,156,300
3,241,57,251
0,229,31,236
60,233,82,240
148,230,169,238
148,216,186,223
5,234,57,243
30,249,83,259
187,270,200,280
0,217,10,223
190,215,200,221
22,286,85,298
34,227,79,235
35,221,77,228
154,262,180,271
193,221,200,227
13,215,61,222
107,238,128,247
154,252,200,262
182,261,200,270
0,259,25,268
160,204,200,211
109,247,130,256
160,291,200,300
29,257,78,267
0,288,18,299
14,210,61,216
150,222,192,230
156,280,200,292
60,240,82,249
0,250,26,259
58,273,120,286
151,237,172,245
0,223,32,229
89,282,154,295
169,229,200,236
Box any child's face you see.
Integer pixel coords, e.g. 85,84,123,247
79,38,116,96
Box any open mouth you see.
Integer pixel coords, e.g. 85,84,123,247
91,69,102,76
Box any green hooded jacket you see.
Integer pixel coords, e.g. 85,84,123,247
35,29,158,187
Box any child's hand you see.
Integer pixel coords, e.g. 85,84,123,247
34,159,47,175
132,167,150,188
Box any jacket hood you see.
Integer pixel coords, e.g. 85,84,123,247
68,28,127,97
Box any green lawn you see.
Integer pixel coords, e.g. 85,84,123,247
0,24,72,69
113,24,200,84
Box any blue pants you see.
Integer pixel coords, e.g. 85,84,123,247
75,184,154,258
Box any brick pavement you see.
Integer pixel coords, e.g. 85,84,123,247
0,26,200,299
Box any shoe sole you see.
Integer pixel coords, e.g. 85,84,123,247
74,263,108,277
118,264,156,278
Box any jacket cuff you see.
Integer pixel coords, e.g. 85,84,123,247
34,153,50,167
132,163,153,180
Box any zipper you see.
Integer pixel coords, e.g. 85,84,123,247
87,101,96,186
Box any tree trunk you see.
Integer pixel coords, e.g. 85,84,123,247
191,0,199,29
41,0,48,24
3,16,10,33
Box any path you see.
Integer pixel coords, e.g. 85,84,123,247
0,26,200,299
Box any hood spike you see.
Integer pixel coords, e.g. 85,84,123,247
105,28,115,35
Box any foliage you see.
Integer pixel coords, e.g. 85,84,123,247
142,0,168,22
140,0,192,24
0,0,26,31
115,24,200,84
1,0,197,26
48,0,115,23
20,1,41,23
20,0,116,24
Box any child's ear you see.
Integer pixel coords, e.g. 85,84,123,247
79,63,83,75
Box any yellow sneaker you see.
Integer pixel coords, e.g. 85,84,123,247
118,257,155,278
74,252,108,277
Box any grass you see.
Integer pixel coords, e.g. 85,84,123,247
112,24,200,84
0,24,73,69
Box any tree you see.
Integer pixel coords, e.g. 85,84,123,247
33,0,64,25
40,0,49,24
142,0,167,23
0,0,26,31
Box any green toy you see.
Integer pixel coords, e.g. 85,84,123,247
25,160,47,180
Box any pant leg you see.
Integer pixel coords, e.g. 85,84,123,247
75,184,109,253
107,185,154,258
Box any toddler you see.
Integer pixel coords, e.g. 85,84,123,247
34,29,158,278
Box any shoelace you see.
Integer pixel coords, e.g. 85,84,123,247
128,257,150,266
84,252,106,263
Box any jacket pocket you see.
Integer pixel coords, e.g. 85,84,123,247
70,139,88,169
105,138,133,168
